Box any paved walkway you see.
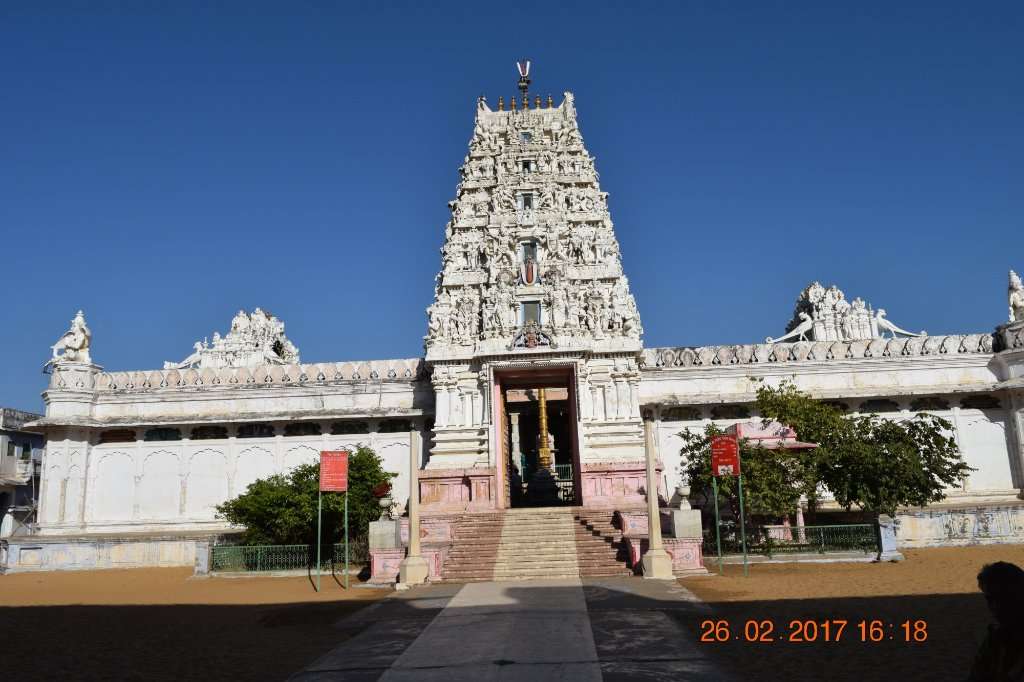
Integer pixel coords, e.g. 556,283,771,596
292,577,727,681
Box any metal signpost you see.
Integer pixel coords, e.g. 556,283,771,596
318,450,350,591
710,434,748,577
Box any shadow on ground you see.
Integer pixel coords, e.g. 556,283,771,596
0,581,991,681
0,599,376,682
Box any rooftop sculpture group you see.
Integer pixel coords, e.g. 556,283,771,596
768,282,924,343
163,308,300,370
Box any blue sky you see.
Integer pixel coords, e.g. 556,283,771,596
1,2,1021,411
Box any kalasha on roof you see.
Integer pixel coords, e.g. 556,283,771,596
726,421,818,450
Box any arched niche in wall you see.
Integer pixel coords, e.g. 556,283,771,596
234,446,275,495
185,449,228,518
92,452,135,521
138,450,181,519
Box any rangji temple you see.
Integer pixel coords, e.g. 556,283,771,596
10,68,1024,577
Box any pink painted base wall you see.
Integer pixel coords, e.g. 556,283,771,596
579,461,665,509
419,467,497,514
624,537,708,576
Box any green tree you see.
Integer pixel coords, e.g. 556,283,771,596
681,384,973,521
216,445,394,545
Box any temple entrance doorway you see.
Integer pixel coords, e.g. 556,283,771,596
493,366,581,508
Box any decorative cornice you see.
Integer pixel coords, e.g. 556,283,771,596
641,333,995,370
94,359,426,394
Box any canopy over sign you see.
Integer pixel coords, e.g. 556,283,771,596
320,451,349,492
727,421,818,451
710,435,740,477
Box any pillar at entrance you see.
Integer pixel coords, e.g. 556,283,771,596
640,418,673,579
510,412,522,475
399,428,429,585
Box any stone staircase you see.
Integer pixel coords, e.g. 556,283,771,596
440,507,632,582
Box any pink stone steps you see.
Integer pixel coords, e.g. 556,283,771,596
438,507,632,582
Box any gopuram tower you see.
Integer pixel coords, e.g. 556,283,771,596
421,63,650,511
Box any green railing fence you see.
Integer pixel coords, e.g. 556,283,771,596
703,523,878,558
211,539,369,573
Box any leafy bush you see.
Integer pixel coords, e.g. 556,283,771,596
216,445,394,545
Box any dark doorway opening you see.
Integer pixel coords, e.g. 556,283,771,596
493,366,580,508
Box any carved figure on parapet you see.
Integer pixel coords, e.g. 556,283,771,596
874,309,926,339
1009,270,1024,323
164,308,300,369
767,312,813,343
48,310,92,367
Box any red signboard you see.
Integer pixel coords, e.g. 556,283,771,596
710,435,740,477
319,451,349,492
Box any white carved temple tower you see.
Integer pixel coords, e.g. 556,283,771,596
421,67,651,511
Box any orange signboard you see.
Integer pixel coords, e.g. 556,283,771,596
710,435,740,476
319,451,349,492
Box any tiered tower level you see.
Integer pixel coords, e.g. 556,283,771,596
423,89,647,474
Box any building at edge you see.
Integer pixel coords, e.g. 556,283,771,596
7,76,1024,574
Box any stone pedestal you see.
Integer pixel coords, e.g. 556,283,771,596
660,508,703,539
876,514,905,561
369,519,401,550
399,555,429,584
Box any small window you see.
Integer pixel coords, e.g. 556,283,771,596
859,399,900,413
961,395,1002,410
144,427,182,442
237,423,275,439
99,429,136,444
331,420,369,435
518,193,534,211
284,422,322,437
521,159,533,174
662,406,702,422
20,444,33,460
192,425,228,440
6,442,13,457
910,397,950,412
520,131,532,143
521,302,541,325
522,241,537,262
710,405,751,420
378,419,411,433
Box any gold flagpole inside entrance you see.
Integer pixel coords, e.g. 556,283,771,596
537,388,553,471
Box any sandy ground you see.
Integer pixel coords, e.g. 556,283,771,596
0,568,388,681
682,545,1024,682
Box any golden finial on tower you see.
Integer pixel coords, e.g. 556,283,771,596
534,95,541,109
510,96,517,110
547,94,554,108
497,95,504,111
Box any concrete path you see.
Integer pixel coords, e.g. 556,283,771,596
292,577,726,681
